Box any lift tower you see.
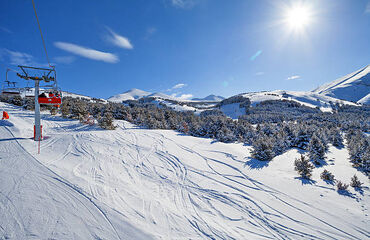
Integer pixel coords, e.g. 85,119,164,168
17,65,57,141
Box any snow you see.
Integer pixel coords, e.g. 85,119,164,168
0,102,369,239
108,88,152,102
313,65,370,104
358,93,370,105
220,102,246,119
219,90,358,119
147,92,175,100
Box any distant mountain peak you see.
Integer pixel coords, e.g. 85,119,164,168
192,95,225,102
108,88,152,102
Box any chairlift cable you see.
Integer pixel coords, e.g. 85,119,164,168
31,0,52,67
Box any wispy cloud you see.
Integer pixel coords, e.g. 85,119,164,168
0,49,46,66
366,1,370,13
172,83,187,89
53,56,76,64
0,26,12,33
54,42,119,63
287,75,301,80
171,93,193,100
250,50,262,61
144,27,157,39
170,0,196,9
167,83,187,91
255,72,264,76
105,27,133,49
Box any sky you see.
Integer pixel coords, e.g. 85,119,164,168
0,0,369,99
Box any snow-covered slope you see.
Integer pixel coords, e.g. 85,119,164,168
313,65,370,103
358,93,370,105
192,94,225,102
1,102,369,239
61,91,93,100
108,88,152,102
219,90,358,119
0,104,151,239
147,92,175,100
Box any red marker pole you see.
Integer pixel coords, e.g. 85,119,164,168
38,136,41,154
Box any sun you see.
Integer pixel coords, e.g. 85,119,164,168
284,5,312,31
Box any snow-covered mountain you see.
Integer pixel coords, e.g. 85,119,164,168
108,88,152,102
192,94,225,102
313,65,370,104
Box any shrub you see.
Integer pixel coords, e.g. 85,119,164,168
320,169,335,181
350,175,362,188
336,181,349,191
294,155,314,179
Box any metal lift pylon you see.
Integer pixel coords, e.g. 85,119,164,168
17,65,57,141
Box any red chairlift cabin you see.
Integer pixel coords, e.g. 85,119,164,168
38,90,62,107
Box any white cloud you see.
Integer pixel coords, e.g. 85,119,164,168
255,72,264,76
0,49,46,66
54,42,119,63
366,1,370,13
167,83,187,92
173,83,187,89
53,56,76,64
106,27,133,49
170,0,196,9
178,94,193,100
287,75,301,80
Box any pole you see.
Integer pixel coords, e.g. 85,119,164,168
34,80,41,141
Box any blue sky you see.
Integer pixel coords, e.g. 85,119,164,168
0,0,369,99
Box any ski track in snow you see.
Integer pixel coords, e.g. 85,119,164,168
1,102,369,239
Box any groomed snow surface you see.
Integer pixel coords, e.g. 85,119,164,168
0,102,369,239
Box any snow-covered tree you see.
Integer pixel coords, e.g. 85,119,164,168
294,155,314,179
329,128,343,147
308,133,327,164
98,112,116,130
292,127,310,150
320,169,335,181
251,136,275,161
350,175,362,188
336,181,349,191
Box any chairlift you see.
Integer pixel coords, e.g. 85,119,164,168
38,89,62,106
17,65,62,108
1,69,21,97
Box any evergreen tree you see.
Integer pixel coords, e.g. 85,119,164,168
320,169,335,181
350,175,362,188
308,133,327,164
251,136,275,161
294,155,314,179
330,128,343,147
98,112,116,130
336,181,349,191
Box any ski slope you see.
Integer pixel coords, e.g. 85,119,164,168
1,102,369,239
